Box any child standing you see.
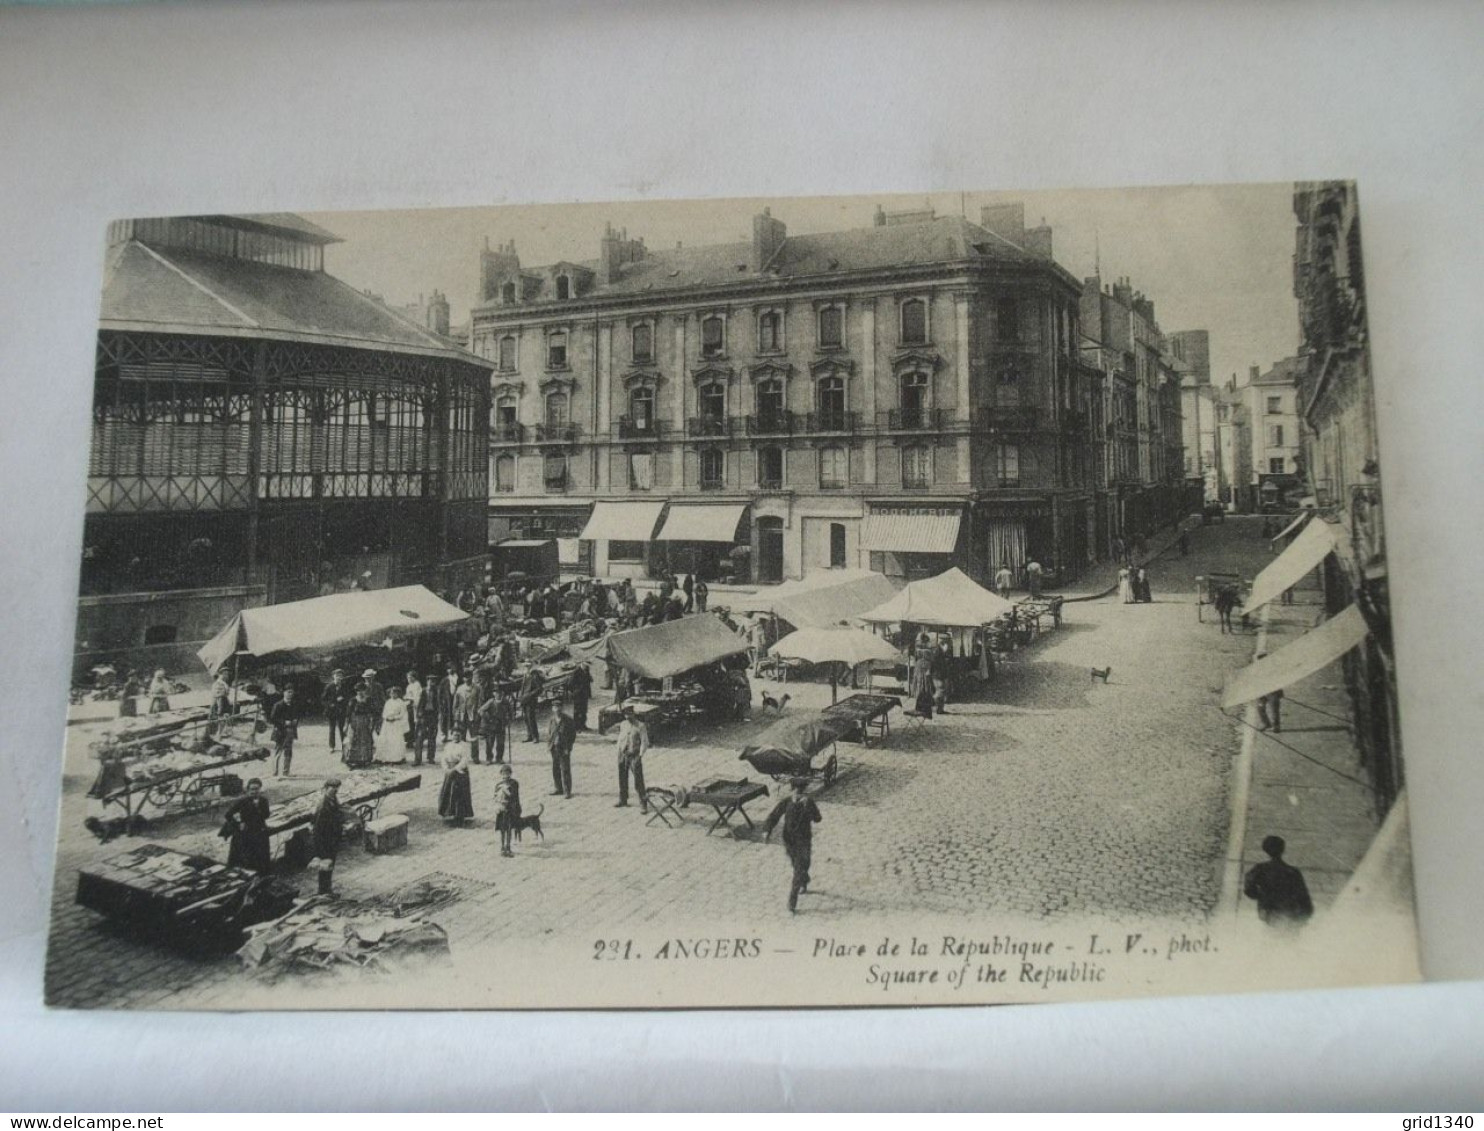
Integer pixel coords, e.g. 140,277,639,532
493,763,521,858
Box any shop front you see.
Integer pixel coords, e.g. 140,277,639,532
861,503,969,582
654,503,750,583
580,500,666,580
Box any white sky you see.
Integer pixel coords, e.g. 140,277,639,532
305,182,1301,389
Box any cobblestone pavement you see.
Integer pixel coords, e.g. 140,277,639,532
45,519,1288,1008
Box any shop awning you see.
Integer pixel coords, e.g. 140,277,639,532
656,503,747,543
1242,517,1340,614
580,501,666,542
1269,511,1312,544
861,509,962,554
1221,604,1370,709
859,567,1015,627
605,614,749,679
197,586,469,674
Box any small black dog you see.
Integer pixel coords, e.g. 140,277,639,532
512,803,545,842
1090,666,1112,684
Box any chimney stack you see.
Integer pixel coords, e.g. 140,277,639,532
751,207,787,272
1250,364,1261,382
427,289,450,337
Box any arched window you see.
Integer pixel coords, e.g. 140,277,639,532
816,375,846,430
701,315,725,358
900,370,929,428
902,444,932,488
829,522,847,568
756,378,784,430
699,382,726,434
498,335,516,372
547,331,568,369
555,274,571,300
494,454,516,493
629,385,655,432
501,281,516,304
818,306,843,349
758,310,782,353
819,445,846,489
632,323,653,363
700,448,725,490
758,446,784,490
900,298,927,345
545,390,569,427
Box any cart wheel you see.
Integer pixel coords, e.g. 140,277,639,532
823,754,838,785
356,803,375,824
148,780,178,806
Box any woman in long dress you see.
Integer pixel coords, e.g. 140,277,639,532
378,687,409,763
438,749,474,825
221,778,272,873
1118,567,1135,604
344,686,377,768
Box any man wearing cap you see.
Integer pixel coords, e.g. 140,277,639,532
764,777,823,913
321,668,352,752
518,666,545,743
614,704,650,811
269,685,301,777
546,701,577,798
1243,835,1314,927
311,778,346,896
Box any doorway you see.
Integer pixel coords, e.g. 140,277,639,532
757,517,784,583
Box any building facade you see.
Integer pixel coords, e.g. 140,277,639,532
1078,277,1191,546
1245,357,1305,510
1292,180,1399,815
79,213,493,670
1170,329,1219,502
476,203,1106,587
1212,378,1252,510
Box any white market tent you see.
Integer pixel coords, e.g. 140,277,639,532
198,585,469,674
858,567,1015,628
728,569,900,628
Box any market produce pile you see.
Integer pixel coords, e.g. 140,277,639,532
266,767,422,833
236,874,462,978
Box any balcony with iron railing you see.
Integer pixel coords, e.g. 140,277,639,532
804,409,858,434
744,410,796,437
615,416,669,441
973,405,1040,432
880,407,944,432
490,421,526,444
685,415,735,440
758,474,785,491
699,474,727,492
533,422,582,444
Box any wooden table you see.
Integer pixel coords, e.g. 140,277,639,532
686,777,770,836
820,693,900,748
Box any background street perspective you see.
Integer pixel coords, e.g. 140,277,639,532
47,184,1411,1009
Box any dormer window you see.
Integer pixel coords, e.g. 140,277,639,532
701,315,725,358
758,310,782,353
501,282,516,304
900,298,928,345
556,274,571,300
818,306,844,349
632,323,653,363
547,331,568,370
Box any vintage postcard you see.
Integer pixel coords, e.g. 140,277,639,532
45,182,1418,1009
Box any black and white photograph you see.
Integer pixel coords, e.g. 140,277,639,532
42,183,1419,1010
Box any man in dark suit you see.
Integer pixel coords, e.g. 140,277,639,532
311,778,346,896
1243,835,1314,927
568,662,593,731
546,702,576,798
764,777,823,913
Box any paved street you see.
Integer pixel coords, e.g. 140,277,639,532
46,519,1289,1008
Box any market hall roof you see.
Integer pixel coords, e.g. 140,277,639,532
100,229,487,365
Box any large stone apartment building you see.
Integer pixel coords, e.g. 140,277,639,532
475,202,1113,587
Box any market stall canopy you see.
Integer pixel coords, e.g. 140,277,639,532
1221,604,1370,710
580,501,665,542
656,503,747,543
729,569,900,627
1241,517,1339,614
859,567,1015,627
605,614,748,680
861,509,962,553
771,626,901,667
739,713,854,768
198,586,468,674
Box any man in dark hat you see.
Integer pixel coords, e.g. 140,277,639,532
546,701,577,798
311,778,346,896
1243,835,1314,927
764,777,823,913
321,668,351,752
